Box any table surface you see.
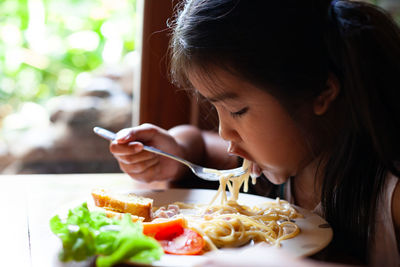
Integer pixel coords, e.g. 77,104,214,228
0,173,168,267
1,173,347,267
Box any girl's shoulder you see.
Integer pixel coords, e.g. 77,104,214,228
391,174,400,242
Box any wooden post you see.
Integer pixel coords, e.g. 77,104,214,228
139,0,192,129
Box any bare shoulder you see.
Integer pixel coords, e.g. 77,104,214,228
392,179,400,240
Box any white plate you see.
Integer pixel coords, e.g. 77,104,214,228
57,188,333,267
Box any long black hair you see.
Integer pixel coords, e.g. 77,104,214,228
169,0,400,263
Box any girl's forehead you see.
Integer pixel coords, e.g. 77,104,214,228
187,67,246,96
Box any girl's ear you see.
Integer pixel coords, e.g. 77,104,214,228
313,73,340,115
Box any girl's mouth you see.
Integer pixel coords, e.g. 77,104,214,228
227,143,263,178
227,143,251,160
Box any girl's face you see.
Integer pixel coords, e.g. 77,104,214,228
188,68,313,184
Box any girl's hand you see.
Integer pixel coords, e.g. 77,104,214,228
109,123,186,183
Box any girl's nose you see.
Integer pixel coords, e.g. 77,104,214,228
218,120,241,143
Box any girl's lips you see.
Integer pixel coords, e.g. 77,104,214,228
227,143,262,177
227,143,252,161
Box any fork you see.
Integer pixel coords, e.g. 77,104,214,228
93,126,247,181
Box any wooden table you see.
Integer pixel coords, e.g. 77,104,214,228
0,173,168,267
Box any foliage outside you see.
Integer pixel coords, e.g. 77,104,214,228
0,0,399,133
0,0,137,130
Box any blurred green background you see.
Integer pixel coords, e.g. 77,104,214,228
0,0,137,129
0,0,399,174
0,0,399,131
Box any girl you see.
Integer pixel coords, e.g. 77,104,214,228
110,0,400,265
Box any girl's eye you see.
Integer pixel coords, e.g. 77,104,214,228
230,107,249,118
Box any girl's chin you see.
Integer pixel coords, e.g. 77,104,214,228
262,170,290,185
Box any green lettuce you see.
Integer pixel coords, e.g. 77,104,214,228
50,202,163,267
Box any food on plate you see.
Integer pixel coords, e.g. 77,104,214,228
91,188,153,221
153,159,300,250
49,202,163,267
50,159,301,266
142,217,187,239
142,217,205,255
159,228,205,255
90,160,301,252
176,160,301,250
168,198,300,250
91,191,207,255
102,208,145,222
90,188,300,253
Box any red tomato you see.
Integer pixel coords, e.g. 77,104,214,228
142,217,185,240
159,228,205,255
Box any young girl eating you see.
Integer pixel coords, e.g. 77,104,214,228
109,0,400,265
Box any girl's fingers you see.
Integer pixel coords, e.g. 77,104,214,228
115,128,136,143
115,124,165,144
110,141,143,155
119,157,159,175
117,151,155,164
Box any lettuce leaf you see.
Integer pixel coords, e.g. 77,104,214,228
50,202,163,267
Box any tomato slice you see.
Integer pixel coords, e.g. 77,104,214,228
159,228,205,255
142,217,185,240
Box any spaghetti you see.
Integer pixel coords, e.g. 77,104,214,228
156,159,301,251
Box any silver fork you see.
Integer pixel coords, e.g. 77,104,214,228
93,126,247,181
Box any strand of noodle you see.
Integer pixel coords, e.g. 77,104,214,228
277,224,283,238
221,177,229,204
275,226,300,246
236,218,247,242
231,179,240,200
278,221,300,240
226,179,234,198
209,183,222,205
243,175,249,192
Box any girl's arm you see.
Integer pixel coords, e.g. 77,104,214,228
392,180,400,249
169,124,239,176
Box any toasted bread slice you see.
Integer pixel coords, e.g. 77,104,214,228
91,188,153,221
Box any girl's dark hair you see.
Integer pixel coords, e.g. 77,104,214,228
169,0,400,263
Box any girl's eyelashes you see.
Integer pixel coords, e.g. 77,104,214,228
230,106,249,117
